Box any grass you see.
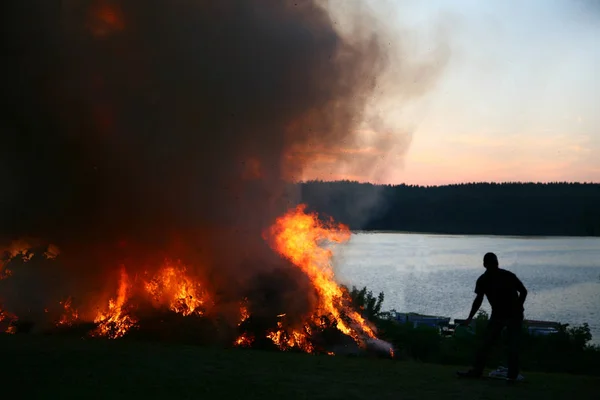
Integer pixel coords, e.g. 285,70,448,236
1,335,598,400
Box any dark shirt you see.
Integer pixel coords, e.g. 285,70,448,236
475,268,526,320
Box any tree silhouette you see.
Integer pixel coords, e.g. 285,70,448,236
298,181,600,236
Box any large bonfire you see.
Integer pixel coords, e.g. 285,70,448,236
0,206,385,355
0,0,437,359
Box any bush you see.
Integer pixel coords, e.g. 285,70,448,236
376,318,442,362
347,286,384,322
518,322,599,374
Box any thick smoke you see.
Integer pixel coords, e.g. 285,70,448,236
0,0,389,325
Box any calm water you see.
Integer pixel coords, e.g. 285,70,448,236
332,233,600,344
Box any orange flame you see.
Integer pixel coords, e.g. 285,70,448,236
238,298,250,326
266,321,315,353
57,297,80,327
234,332,254,348
91,267,137,339
0,308,18,334
1,240,35,262
1,208,379,351
233,299,253,347
1,240,36,279
144,261,210,316
266,204,376,346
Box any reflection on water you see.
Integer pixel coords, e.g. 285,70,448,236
333,233,600,344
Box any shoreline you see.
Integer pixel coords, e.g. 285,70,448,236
349,230,600,239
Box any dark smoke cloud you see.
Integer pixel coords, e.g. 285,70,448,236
0,0,388,321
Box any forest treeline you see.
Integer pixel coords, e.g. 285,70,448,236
298,181,600,236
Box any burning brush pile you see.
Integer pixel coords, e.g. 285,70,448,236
1,206,389,356
1,0,445,358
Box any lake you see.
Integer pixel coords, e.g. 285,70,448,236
333,233,600,344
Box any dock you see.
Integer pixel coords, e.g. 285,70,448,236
385,310,563,336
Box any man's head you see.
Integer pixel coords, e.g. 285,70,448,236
483,252,499,269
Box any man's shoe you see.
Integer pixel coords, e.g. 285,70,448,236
457,369,482,378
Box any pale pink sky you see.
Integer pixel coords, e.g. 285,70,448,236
305,0,600,185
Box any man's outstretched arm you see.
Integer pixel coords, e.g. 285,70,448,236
464,293,484,324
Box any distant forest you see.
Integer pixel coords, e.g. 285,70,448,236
298,181,600,237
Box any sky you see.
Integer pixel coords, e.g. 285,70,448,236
310,0,600,185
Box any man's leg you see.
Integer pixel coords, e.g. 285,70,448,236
506,318,522,380
471,319,504,375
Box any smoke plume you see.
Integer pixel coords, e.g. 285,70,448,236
0,1,447,334
0,0,391,324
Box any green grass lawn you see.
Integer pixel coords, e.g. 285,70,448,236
1,335,598,400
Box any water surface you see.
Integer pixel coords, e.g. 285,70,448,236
333,233,600,343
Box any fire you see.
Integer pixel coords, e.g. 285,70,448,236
266,321,315,353
1,240,35,262
44,244,61,260
0,308,17,334
144,261,210,316
234,299,254,347
1,240,35,280
266,204,376,345
91,267,137,339
57,297,80,327
238,299,250,326
235,332,254,348
1,207,384,354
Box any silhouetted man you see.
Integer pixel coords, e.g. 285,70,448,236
457,252,527,381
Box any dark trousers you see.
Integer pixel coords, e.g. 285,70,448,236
473,317,522,378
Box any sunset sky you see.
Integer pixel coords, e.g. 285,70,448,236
313,0,600,185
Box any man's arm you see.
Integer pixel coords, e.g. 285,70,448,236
464,293,484,325
515,276,527,307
